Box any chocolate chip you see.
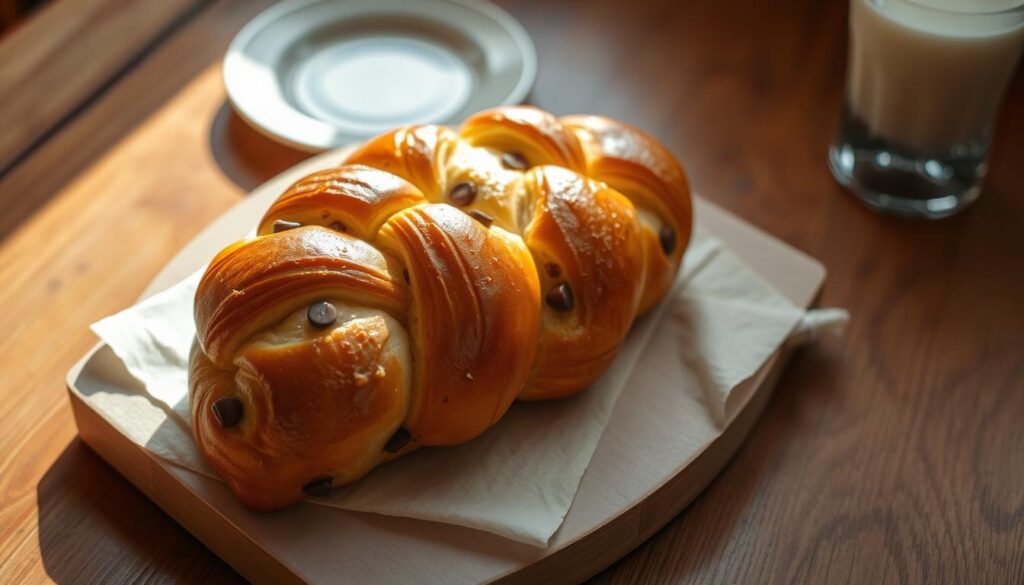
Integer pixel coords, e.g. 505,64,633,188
329,221,347,232
468,210,494,227
545,282,574,312
402,268,410,283
659,225,677,255
545,263,561,278
273,219,301,233
303,476,333,497
307,301,337,328
449,182,477,206
501,151,529,170
211,397,243,428
384,428,411,453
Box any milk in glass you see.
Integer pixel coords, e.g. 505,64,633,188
830,0,1024,218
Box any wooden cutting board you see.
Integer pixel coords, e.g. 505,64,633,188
66,148,825,584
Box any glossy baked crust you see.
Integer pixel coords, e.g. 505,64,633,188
190,106,692,510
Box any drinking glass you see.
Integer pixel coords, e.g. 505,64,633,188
830,0,1024,218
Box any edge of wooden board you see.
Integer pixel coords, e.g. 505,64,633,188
67,338,802,585
64,145,827,583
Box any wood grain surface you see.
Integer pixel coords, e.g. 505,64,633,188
0,0,1021,583
0,0,209,175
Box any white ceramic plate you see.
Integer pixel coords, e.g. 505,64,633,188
224,0,537,151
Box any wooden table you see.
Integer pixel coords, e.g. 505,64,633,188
1,0,1021,582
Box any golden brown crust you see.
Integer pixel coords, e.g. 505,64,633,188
460,106,587,173
518,167,645,399
195,226,407,366
342,126,458,200
377,204,540,444
190,312,409,510
190,107,692,510
561,115,693,313
257,165,426,239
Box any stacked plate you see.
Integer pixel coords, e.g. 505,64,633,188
224,0,537,151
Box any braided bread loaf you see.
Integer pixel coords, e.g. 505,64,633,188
190,107,692,510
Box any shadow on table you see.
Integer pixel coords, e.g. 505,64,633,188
35,439,242,584
208,101,309,193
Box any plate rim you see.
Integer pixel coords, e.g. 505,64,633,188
223,0,538,152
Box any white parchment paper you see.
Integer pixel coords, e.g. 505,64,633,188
88,230,842,547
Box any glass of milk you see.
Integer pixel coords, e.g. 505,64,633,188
829,0,1024,218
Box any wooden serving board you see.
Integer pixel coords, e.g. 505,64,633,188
66,148,825,584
